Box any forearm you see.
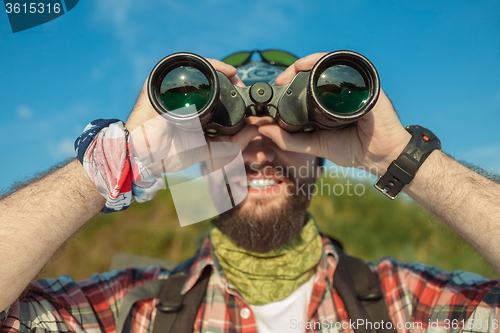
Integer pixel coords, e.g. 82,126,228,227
0,160,105,311
403,150,500,272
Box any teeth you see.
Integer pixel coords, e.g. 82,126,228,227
238,178,277,189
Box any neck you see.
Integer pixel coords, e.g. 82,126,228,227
210,215,323,305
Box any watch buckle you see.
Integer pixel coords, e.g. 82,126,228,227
374,178,398,200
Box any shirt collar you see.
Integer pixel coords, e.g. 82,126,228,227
319,233,340,287
180,236,215,295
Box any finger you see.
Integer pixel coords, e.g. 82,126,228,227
206,58,245,87
275,63,298,86
206,58,237,77
201,125,261,170
293,53,326,71
209,124,260,151
275,53,327,86
257,124,321,156
230,124,260,150
229,74,245,87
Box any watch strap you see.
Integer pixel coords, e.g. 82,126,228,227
374,125,441,199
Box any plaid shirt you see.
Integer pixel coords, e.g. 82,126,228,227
2,235,500,333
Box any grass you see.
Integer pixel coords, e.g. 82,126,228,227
38,174,498,281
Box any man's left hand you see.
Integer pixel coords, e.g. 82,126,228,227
258,53,411,175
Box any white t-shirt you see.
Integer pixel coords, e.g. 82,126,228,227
249,275,315,333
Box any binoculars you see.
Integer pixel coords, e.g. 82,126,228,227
147,51,380,136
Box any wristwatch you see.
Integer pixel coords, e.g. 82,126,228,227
374,125,441,199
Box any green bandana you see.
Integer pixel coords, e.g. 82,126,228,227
211,216,323,305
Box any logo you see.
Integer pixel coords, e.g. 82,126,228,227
3,0,79,33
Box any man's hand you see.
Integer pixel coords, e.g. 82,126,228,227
258,52,411,176
125,59,258,175
126,59,245,132
260,52,500,275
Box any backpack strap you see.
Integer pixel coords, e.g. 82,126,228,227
110,252,177,271
115,261,211,333
152,265,211,333
116,237,394,333
333,251,396,333
116,279,165,333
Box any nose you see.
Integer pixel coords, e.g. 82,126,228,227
242,117,277,166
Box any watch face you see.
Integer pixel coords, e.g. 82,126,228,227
406,125,441,163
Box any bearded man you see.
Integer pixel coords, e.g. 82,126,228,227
1,52,500,333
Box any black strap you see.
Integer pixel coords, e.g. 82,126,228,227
334,252,396,333
116,280,164,333
152,266,212,333
375,125,441,199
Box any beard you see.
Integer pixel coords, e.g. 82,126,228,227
215,165,313,253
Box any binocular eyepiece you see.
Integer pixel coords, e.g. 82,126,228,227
148,51,380,136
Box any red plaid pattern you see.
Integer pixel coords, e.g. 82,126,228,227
2,235,500,333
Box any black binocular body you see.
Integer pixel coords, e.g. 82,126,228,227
147,51,380,136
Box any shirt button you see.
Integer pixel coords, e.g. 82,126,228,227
240,307,251,319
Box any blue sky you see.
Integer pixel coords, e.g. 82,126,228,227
1,0,499,192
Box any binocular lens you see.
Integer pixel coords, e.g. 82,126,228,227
159,66,212,116
315,64,369,114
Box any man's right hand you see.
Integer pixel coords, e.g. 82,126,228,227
125,59,259,175
125,59,244,133
0,57,255,313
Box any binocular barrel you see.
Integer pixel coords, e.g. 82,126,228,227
148,51,379,135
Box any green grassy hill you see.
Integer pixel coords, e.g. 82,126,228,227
39,175,498,281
